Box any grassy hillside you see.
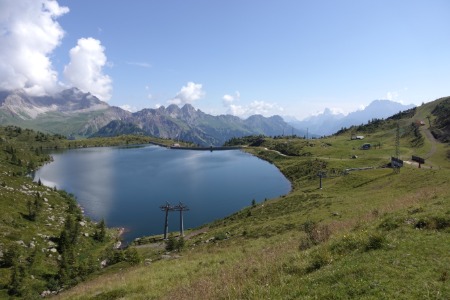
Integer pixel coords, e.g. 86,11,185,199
0,127,199,298
53,99,449,299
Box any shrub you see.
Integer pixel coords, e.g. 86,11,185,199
365,232,385,251
330,234,362,255
165,234,185,252
94,219,107,242
415,216,450,230
378,217,400,231
299,221,331,250
124,248,141,265
307,249,332,272
214,232,228,241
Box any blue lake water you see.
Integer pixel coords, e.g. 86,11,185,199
34,145,291,243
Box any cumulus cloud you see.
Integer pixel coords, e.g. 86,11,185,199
168,82,205,105
0,0,69,95
64,37,112,101
222,91,240,105
222,92,283,118
119,104,138,112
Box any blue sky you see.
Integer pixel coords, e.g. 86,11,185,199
1,0,450,119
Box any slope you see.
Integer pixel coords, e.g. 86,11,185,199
55,97,450,299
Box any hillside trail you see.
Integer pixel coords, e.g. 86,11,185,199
133,227,209,250
404,126,438,169
423,127,437,159
263,147,288,157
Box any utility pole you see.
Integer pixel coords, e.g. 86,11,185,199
173,202,189,237
160,202,174,239
317,171,325,189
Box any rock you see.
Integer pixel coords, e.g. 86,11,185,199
84,233,89,237
16,240,26,247
50,248,57,253
100,259,108,268
41,290,52,297
29,241,35,248
79,221,86,227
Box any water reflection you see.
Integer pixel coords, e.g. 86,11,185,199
34,145,291,243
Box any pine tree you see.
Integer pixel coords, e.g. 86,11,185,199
94,219,107,242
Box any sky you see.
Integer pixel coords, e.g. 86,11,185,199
1,0,450,120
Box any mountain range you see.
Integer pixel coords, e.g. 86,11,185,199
287,100,416,136
0,89,416,145
0,88,306,146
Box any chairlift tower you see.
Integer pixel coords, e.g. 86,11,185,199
173,202,190,237
317,171,326,189
160,202,174,239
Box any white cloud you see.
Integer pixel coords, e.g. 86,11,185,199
0,0,69,95
222,91,240,104
248,100,284,115
168,82,205,105
127,61,152,68
119,104,138,112
222,94,234,103
222,92,283,118
64,37,112,101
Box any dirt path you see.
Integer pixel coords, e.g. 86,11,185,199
133,227,209,250
263,147,288,157
184,226,209,239
423,128,437,159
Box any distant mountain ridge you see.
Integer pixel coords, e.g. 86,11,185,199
287,100,416,136
0,89,305,146
0,88,130,136
97,104,302,146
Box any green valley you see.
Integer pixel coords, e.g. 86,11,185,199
0,98,448,299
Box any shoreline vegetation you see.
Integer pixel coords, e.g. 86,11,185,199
0,97,449,298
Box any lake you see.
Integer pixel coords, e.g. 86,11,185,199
34,145,291,243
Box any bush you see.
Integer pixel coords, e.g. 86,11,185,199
365,233,385,251
124,248,141,265
307,249,332,272
165,234,185,252
2,243,22,267
214,232,228,241
94,219,107,242
378,217,400,231
330,234,362,254
299,221,330,250
415,216,450,230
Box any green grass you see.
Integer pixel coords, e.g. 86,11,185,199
2,97,450,299
54,98,449,299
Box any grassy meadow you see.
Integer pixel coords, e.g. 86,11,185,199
52,101,449,299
